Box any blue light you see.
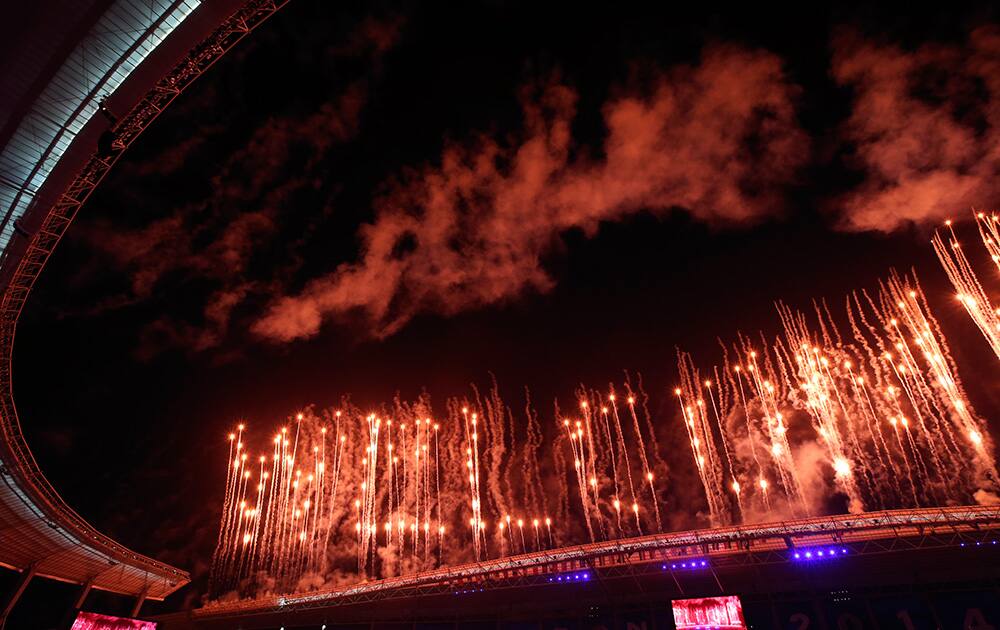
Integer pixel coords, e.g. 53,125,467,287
671,563,677,569
793,546,851,562
547,570,594,585
700,560,707,566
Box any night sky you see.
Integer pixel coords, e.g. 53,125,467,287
9,0,1000,612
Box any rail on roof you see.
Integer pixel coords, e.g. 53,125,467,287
194,504,1000,617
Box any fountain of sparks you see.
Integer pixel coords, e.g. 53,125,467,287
934,212,1000,362
673,271,997,524
210,261,999,601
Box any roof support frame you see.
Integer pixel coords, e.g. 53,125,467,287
0,0,289,602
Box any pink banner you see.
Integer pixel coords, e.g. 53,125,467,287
671,595,747,629
71,611,157,630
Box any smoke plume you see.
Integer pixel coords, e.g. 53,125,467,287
253,44,808,341
832,26,1000,231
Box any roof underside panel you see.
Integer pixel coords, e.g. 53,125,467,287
0,0,201,253
0,471,184,599
0,1,109,133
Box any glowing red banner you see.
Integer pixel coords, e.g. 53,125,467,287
671,595,747,629
71,611,157,630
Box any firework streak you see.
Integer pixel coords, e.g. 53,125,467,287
211,255,999,599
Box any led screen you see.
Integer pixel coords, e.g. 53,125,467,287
671,595,747,629
71,611,157,630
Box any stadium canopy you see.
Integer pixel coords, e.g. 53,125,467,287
0,0,287,617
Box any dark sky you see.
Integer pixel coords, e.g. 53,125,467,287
8,0,1000,612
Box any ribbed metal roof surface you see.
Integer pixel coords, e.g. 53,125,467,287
0,473,187,598
0,1,109,134
0,0,201,253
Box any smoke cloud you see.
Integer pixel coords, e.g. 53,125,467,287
87,26,1000,348
83,84,366,357
253,44,808,341
831,26,1000,231
73,14,404,357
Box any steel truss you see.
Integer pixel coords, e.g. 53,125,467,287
194,505,1000,619
0,0,289,595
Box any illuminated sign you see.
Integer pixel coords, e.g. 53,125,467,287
671,595,747,629
71,611,157,630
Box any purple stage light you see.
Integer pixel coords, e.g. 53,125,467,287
793,546,849,561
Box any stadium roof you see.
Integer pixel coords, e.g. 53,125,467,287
0,0,287,602
0,0,201,253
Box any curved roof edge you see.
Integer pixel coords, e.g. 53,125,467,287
0,0,289,601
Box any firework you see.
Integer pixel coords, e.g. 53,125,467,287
934,213,1000,362
210,262,998,600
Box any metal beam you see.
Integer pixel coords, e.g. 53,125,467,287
0,563,36,629
56,577,95,630
73,578,94,610
131,586,150,618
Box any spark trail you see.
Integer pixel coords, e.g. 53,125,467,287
211,263,998,600
934,214,1000,362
